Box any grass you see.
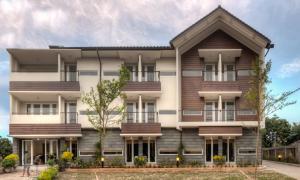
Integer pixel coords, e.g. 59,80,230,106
58,169,296,180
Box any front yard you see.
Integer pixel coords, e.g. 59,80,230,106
58,168,295,180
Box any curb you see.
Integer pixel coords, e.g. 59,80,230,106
263,160,300,167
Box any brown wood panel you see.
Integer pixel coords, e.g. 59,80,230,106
9,124,81,135
10,81,80,91
181,30,257,122
122,81,161,91
121,123,161,134
199,126,242,135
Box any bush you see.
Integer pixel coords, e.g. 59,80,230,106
61,151,73,162
2,159,15,172
4,154,19,163
213,155,225,166
70,157,85,168
134,156,147,167
188,160,202,167
159,159,176,168
0,137,12,159
108,157,124,167
47,159,55,166
38,166,58,180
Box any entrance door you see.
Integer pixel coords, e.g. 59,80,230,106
126,139,156,163
205,139,218,163
22,140,33,165
126,140,139,163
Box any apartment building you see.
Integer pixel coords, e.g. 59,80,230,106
8,6,271,166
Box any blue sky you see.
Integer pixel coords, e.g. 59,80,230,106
1,0,300,137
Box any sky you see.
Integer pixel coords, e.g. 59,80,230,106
1,0,300,137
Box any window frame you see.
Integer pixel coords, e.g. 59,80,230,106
238,148,256,155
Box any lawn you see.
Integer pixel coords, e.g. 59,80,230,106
58,168,295,180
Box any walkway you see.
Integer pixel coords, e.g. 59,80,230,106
263,160,300,180
0,165,46,180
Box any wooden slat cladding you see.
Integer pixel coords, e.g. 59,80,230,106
9,124,81,135
181,30,257,121
122,82,161,91
199,126,242,135
10,81,80,91
121,123,161,134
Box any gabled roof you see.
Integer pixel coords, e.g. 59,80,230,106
49,45,173,51
170,6,271,52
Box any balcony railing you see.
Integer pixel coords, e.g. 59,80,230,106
203,110,235,122
61,71,79,82
61,112,78,124
11,112,60,124
203,71,236,81
128,71,160,82
124,112,158,123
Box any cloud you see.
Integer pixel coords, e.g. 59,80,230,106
0,0,256,48
279,58,300,78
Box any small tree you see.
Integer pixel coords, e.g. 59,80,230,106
0,136,12,159
245,58,299,177
81,65,129,162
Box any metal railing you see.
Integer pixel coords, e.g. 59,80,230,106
61,71,79,82
128,71,160,82
61,112,78,124
124,112,158,123
203,70,236,81
203,110,235,122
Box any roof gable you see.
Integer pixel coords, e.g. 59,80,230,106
171,6,271,54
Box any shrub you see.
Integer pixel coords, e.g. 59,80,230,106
38,166,58,180
2,159,15,171
0,137,12,159
4,154,19,163
159,159,176,168
61,151,73,162
188,160,202,167
134,156,147,167
108,157,124,167
47,159,55,166
213,155,225,166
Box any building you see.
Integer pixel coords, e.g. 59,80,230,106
8,6,272,166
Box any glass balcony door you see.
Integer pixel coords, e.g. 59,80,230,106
126,102,138,123
204,102,217,121
126,65,138,81
142,102,156,123
223,64,235,81
222,101,235,121
204,64,216,81
65,64,77,82
142,65,155,81
65,102,77,124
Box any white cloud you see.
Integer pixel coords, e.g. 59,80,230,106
0,0,255,48
279,58,300,78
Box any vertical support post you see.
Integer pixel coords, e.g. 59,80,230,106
211,137,213,163
227,138,230,163
138,55,142,82
9,94,13,119
218,53,222,81
58,95,62,123
131,139,134,163
50,140,53,155
148,138,150,163
45,139,47,163
69,138,72,152
31,140,33,165
218,95,222,121
58,53,61,81
138,95,142,123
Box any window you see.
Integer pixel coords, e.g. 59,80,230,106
126,64,138,81
238,148,256,155
79,151,95,156
42,104,50,114
204,102,217,121
33,104,41,114
223,64,235,81
159,149,178,155
103,149,123,156
26,104,57,115
51,104,57,114
204,64,216,81
183,149,203,155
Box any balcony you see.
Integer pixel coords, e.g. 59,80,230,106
11,113,61,124
121,111,161,137
203,70,236,81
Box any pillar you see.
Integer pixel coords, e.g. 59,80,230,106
58,95,62,122
218,53,222,81
58,53,61,81
218,95,222,121
138,55,142,82
138,95,142,123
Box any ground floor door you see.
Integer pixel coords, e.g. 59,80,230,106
205,138,235,164
22,140,33,165
125,138,156,164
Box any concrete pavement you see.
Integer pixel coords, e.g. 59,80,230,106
263,160,300,180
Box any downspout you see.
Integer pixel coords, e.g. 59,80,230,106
96,48,102,82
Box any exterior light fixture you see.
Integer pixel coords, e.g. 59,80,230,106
176,156,180,167
278,154,282,161
101,157,105,168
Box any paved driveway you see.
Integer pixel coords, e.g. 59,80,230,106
0,165,46,180
263,160,300,180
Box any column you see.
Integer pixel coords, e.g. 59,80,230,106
227,138,230,163
50,140,53,154
30,140,33,165
45,139,47,163
58,95,62,123
148,138,150,163
218,53,222,81
131,139,134,162
138,95,142,123
218,95,222,121
58,53,61,81
69,138,72,152
138,55,142,82
211,138,213,163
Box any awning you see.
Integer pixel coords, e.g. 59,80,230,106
120,123,162,137
198,126,242,136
